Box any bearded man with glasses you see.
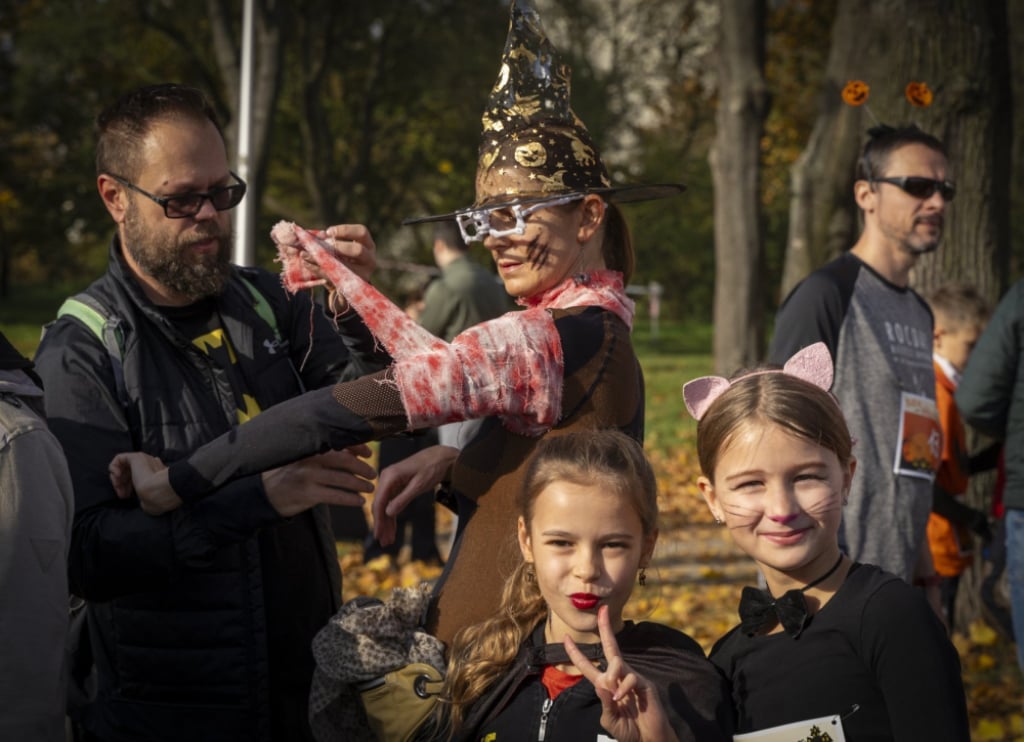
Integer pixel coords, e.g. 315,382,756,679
34,83,390,742
769,124,952,610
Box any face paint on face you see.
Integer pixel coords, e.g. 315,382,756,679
698,422,851,589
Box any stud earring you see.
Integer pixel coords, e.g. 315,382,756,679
638,567,647,587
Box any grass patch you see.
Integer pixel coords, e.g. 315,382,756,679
632,317,712,356
630,317,714,457
637,349,711,458
0,282,89,358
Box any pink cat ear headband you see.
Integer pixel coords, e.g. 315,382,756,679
682,342,835,421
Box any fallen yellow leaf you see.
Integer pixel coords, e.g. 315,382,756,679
970,620,999,647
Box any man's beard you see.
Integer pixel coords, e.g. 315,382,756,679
123,205,233,301
902,237,941,257
903,216,943,256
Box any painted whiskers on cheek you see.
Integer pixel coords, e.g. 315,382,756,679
719,501,763,529
802,490,844,520
719,489,843,529
526,234,551,270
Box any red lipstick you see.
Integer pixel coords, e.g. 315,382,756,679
570,593,599,610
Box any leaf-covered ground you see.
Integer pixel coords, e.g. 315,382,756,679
339,441,1024,741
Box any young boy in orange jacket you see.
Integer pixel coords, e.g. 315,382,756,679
927,284,1000,631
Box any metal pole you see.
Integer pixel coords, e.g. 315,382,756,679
649,281,661,341
233,0,255,266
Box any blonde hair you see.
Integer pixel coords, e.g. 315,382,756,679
696,371,853,482
438,429,656,735
926,283,990,332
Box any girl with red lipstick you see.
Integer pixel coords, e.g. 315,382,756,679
434,430,732,742
686,343,969,741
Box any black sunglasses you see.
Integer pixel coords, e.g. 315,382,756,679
872,176,955,202
109,171,247,218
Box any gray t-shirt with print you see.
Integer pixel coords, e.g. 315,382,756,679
770,252,936,583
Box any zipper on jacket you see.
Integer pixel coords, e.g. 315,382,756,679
537,697,553,741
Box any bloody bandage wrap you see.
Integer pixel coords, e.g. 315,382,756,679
393,309,563,435
272,221,564,436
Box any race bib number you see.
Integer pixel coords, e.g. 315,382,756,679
893,391,940,480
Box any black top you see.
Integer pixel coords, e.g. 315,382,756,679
711,563,970,741
452,621,733,742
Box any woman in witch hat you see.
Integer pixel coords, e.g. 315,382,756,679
109,0,684,649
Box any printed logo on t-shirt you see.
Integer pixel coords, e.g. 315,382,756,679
190,327,263,424
883,320,931,353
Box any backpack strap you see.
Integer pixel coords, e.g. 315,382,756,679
238,274,281,342
55,277,282,409
56,294,128,408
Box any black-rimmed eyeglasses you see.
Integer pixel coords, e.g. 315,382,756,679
871,176,955,202
108,171,247,218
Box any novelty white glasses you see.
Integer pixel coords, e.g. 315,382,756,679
454,193,587,243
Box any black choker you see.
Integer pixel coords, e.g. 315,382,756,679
738,553,845,638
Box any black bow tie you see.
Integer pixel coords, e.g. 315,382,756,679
738,586,810,638
737,553,846,639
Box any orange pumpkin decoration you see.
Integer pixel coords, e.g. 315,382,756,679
841,80,870,106
905,81,933,108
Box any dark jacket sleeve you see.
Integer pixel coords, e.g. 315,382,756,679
35,318,283,600
768,256,858,366
169,371,407,501
243,268,391,387
860,579,970,741
624,623,734,742
956,280,1024,439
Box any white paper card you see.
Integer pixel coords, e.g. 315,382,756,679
734,714,846,741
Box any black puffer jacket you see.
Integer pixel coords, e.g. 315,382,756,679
35,238,388,742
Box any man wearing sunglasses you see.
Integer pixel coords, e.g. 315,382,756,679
34,84,389,741
769,125,952,608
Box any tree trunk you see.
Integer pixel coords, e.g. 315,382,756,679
784,0,1012,632
709,0,767,376
781,0,1010,305
0,215,8,299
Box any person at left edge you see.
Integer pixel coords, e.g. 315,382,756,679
0,331,73,742
33,83,389,742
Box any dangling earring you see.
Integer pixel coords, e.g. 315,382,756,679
525,563,535,582
638,567,647,587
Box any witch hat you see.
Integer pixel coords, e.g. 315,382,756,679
405,0,683,226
